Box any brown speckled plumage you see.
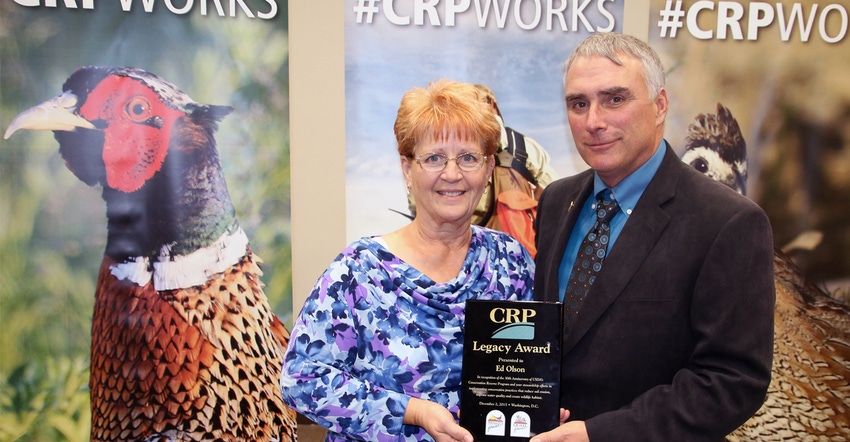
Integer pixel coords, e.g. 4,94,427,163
90,252,296,442
728,251,850,441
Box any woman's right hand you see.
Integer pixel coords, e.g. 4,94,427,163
404,397,473,442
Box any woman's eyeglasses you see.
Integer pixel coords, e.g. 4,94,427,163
414,152,488,172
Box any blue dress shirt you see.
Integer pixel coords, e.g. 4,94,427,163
557,141,668,301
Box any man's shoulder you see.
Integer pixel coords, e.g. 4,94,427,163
537,170,593,219
547,168,594,190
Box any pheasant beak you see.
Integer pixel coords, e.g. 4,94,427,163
4,91,96,139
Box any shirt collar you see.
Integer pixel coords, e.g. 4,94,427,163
593,140,667,216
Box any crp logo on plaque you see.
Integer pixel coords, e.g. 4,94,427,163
490,307,537,340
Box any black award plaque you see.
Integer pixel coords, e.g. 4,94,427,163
460,300,562,441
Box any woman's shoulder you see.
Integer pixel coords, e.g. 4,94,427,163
342,235,389,252
323,236,396,270
471,226,534,263
472,225,514,244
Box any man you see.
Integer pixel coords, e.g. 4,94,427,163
531,33,775,441
472,83,557,209
471,84,557,256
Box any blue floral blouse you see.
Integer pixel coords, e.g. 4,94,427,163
280,226,535,441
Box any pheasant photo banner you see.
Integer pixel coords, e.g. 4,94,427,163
342,0,849,440
1,1,294,441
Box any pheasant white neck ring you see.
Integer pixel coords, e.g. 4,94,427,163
109,228,251,291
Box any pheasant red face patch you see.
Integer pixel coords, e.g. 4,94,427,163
81,75,184,193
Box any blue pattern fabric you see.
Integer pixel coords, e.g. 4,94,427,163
280,226,535,441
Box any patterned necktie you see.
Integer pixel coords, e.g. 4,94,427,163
563,190,620,332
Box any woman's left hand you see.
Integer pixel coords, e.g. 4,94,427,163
404,397,473,442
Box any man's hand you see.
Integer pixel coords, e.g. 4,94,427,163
529,409,589,442
404,397,473,442
530,422,588,442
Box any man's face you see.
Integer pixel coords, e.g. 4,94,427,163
565,55,668,187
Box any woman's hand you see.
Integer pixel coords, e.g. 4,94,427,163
404,397,473,442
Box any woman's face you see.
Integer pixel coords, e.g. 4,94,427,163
401,133,495,229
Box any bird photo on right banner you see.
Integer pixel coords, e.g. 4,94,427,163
678,102,850,440
647,1,850,436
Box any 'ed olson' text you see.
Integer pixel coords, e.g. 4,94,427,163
472,341,553,355
12,0,279,20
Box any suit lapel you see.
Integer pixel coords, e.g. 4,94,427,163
562,148,682,352
541,174,593,303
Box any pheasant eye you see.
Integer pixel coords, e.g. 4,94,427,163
125,96,152,122
692,158,709,174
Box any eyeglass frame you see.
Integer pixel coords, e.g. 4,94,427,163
412,152,490,173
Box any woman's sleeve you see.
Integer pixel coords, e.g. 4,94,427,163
279,255,410,441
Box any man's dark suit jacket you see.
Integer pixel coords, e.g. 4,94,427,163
534,145,775,441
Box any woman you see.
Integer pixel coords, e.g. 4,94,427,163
280,79,535,441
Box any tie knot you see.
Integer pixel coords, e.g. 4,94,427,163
595,190,619,222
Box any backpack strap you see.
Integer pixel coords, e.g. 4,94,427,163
501,127,538,185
